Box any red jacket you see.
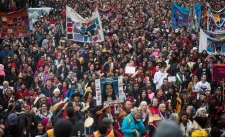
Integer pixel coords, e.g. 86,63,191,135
15,89,29,100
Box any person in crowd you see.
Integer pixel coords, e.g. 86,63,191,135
122,107,145,137
193,108,211,133
31,121,46,137
139,101,151,127
153,121,182,137
148,113,162,137
41,79,56,98
154,89,167,104
5,113,26,137
92,117,123,137
176,64,191,91
153,65,168,90
123,100,133,114
149,98,159,115
179,112,193,137
64,82,79,99
158,103,169,121
1,0,225,136
138,90,151,105
182,95,199,113
187,75,199,96
34,103,53,124
186,106,195,122
194,74,211,99
169,113,179,123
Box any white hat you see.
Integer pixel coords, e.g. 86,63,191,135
193,47,198,50
53,88,60,94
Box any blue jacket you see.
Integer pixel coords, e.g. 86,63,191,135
64,86,82,99
122,114,145,137
0,50,12,61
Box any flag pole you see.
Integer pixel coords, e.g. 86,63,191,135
223,78,224,100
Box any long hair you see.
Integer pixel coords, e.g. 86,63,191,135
102,82,116,103
139,90,151,105
179,111,188,124
194,108,207,118
84,91,92,102
66,107,75,124
138,101,151,116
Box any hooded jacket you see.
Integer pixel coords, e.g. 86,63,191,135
122,114,145,137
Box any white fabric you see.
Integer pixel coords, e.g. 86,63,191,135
195,81,211,99
153,71,168,90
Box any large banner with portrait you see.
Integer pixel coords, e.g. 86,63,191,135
0,8,30,39
199,29,225,54
206,3,225,33
66,6,104,43
172,2,201,29
95,77,123,106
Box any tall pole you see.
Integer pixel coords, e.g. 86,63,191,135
223,78,224,100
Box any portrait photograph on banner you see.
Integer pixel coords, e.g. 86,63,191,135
95,77,123,106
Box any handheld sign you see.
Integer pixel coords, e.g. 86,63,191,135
212,65,225,81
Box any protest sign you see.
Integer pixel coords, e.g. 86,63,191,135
212,65,225,81
95,77,123,106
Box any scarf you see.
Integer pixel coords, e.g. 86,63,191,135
52,97,61,105
194,116,209,129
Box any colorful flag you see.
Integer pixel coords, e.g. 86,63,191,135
98,2,118,20
206,3,225,32
172,2,201,29
199,29,225,55
66,6,104,43
0,8,30,38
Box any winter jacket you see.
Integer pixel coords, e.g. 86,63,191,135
64,87,80,99
41,86,56,97
180,120,193,137
122,114,145,137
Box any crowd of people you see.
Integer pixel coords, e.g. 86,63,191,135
1,0,225,137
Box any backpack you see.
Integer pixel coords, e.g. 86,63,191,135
174,97,182,113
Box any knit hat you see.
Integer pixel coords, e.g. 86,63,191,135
8,113,18,125
53,88,60,94
153,121,182,137
54,120,73,137
39,94,46,99
42,118,49,128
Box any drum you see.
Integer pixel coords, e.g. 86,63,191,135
84,117,94,128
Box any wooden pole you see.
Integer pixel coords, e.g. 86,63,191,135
223,78,225,100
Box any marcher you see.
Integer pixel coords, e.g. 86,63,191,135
0,0,225,136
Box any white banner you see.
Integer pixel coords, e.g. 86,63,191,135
66,6,104,43
199,29,225,55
